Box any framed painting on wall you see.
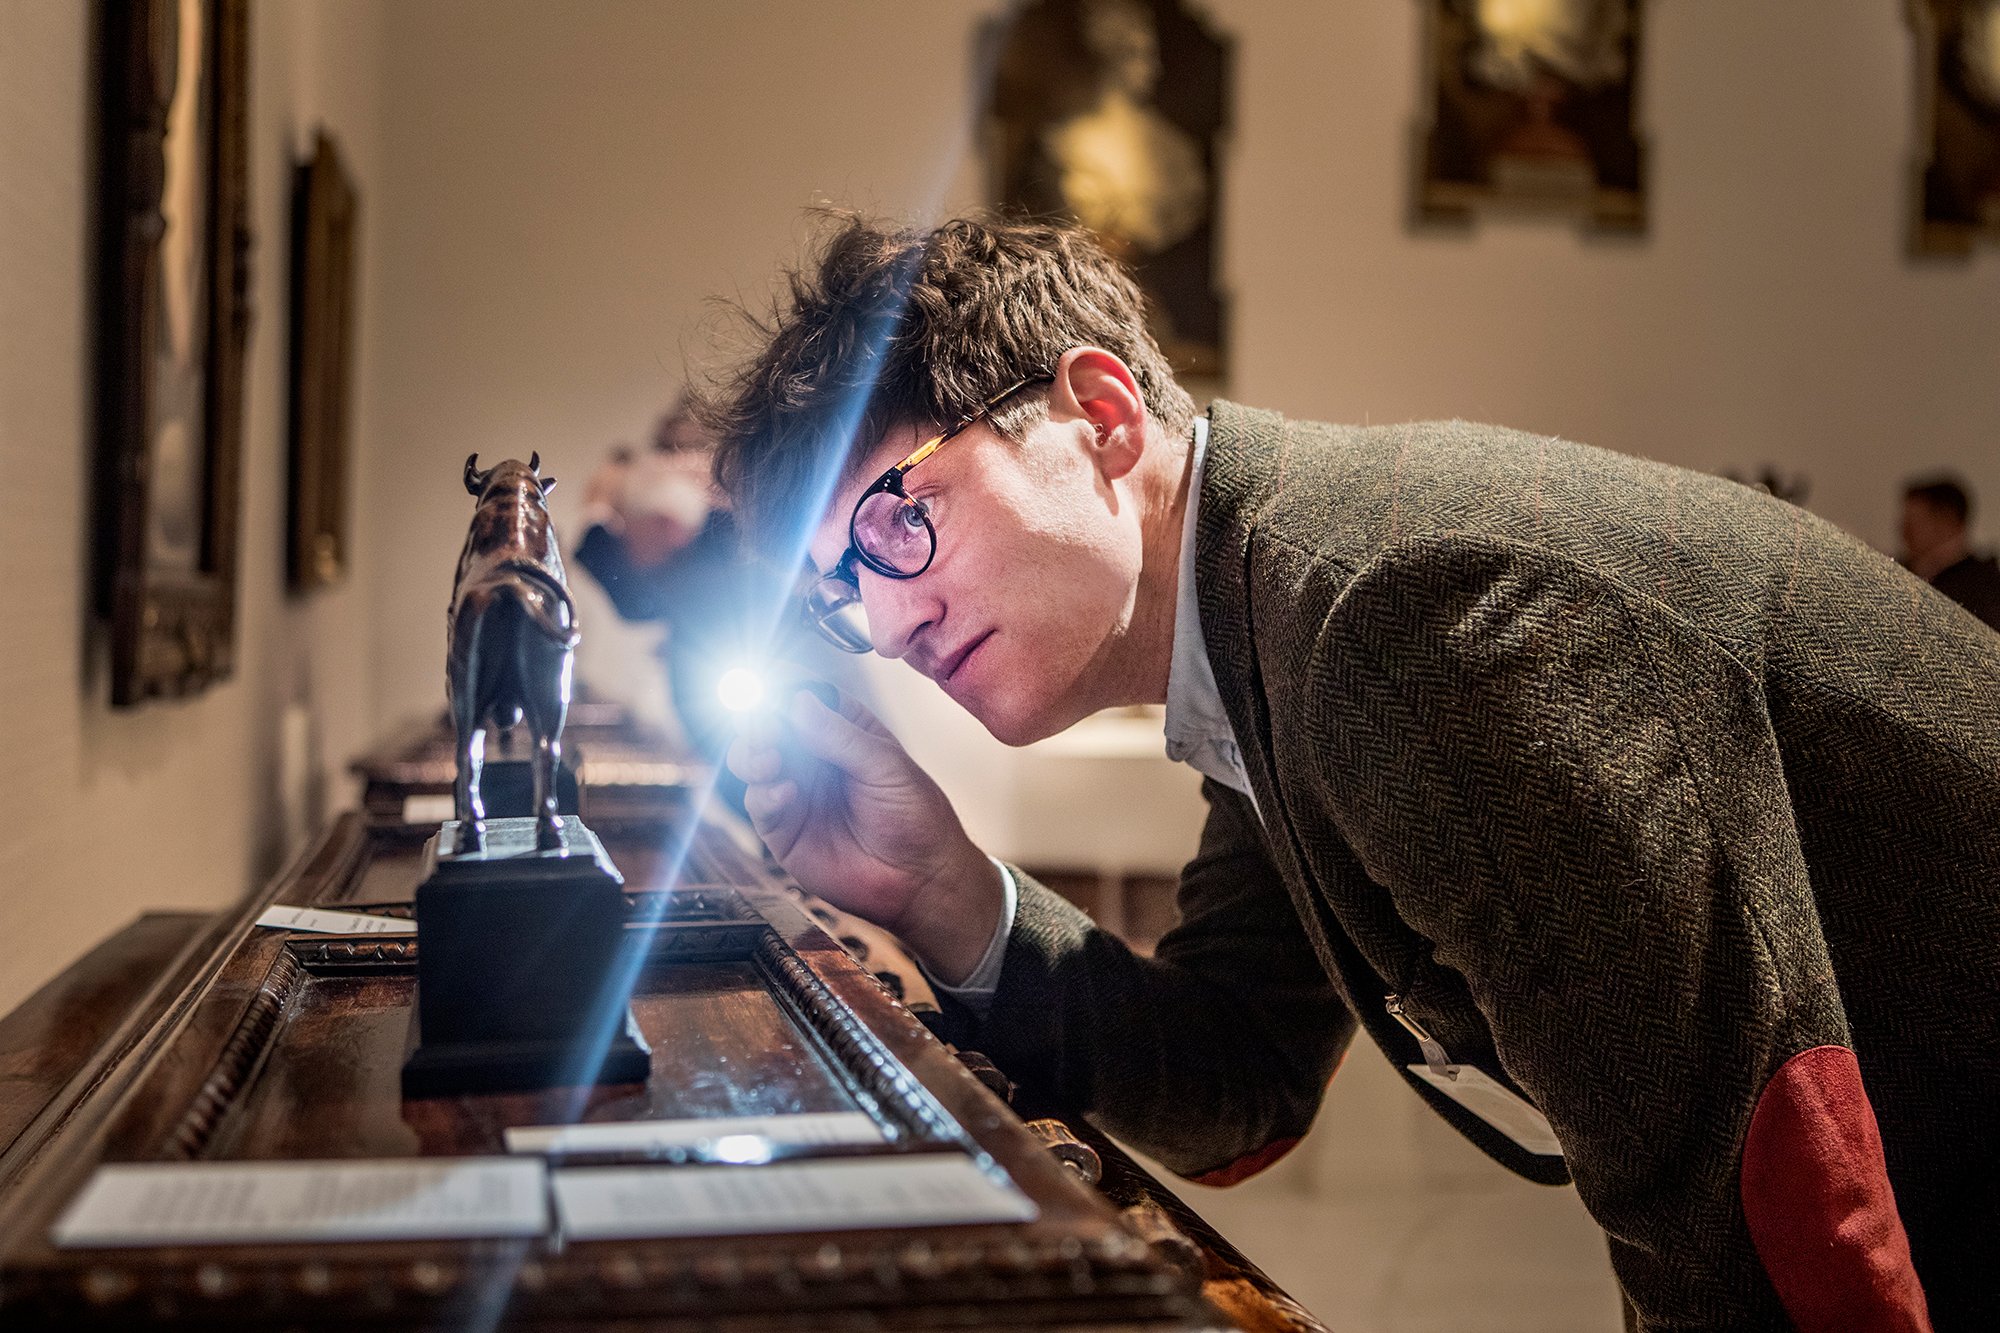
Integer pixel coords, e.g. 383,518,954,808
983,0,1232,378
96,0,252,705
1415,0,1647,234
1910,0,2000,255
287,131,359,593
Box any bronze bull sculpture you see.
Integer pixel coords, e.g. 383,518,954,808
448,453,579,853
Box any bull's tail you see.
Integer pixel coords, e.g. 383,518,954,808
484,566,580,649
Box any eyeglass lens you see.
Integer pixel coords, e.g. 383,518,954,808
852,491,933,576
806,575,873,653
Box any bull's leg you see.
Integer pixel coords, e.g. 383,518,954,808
522,635,572,851
532,732,563,850
449,603,490,856
455,724,487,855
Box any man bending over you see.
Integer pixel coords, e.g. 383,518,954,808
699,215,1997,1332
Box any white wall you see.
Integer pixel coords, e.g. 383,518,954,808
0,0,391,1016
1217,0,2000,549
360,0,1998,866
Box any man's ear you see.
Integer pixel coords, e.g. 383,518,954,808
1050,347,1147,482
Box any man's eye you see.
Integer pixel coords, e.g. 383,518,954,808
899,499,930,529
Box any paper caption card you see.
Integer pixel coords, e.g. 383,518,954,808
53,1158,547,1248
553,1155,1037,1241
255,906,417,936
506,1111,886,1156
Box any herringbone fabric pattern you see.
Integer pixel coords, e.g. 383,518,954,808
955,405,2000,1331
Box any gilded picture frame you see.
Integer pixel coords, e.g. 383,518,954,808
1909,0,2000,256
983,0,1232,377
1415,0,1647,234
287,131,359,593
96,0,252,706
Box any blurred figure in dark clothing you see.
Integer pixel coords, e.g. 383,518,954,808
1903,476,2000,631
576,402,853,815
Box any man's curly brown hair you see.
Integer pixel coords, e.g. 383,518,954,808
695,213,1195,547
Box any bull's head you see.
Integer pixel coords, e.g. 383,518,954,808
463,453,558,498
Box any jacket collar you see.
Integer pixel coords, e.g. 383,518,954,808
1192,400,1293,814
1164,417,1258,803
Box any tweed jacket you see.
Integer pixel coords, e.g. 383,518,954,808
944,404,2000,1332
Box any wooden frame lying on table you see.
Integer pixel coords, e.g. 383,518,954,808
0,815,1225,1330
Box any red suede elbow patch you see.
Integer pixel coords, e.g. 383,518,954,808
1194,1057,1346,1188
1193,1135,1302,1188
1740,1044,1930,1332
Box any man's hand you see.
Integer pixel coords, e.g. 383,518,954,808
581,449,711,568
725,690,1002,985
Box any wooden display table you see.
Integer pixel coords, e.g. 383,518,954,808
0,721,1324,1331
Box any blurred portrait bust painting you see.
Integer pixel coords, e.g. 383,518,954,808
985,0,1231,376
1417,0,1646,233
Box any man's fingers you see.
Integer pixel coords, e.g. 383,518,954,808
742,779,801,847
725,736,784,785
788,690,896,780
835,690,895,740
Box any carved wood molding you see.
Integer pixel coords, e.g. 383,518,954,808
286,936,415,972
754,935,965,1150
27,1227,1174,1330
166,947,300,1159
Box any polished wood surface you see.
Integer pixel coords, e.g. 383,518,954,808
1079,1124,1326,1333
0,913,208,1167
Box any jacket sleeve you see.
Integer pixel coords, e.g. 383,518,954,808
573,523,677,622
1309,536,1929,1332
942,779,1356,1183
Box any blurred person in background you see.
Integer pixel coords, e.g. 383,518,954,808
575,399,865,815
1902,475,2000,631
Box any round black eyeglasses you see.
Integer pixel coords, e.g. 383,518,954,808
804,374,1053,653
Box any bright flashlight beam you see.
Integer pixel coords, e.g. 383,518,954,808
716,665,767,714
523,46,988,1332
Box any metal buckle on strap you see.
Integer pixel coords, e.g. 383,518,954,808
1385,994,1457,1081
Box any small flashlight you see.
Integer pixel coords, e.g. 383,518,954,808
716,663,838,722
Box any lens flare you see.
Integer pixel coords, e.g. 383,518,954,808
717,665,767,714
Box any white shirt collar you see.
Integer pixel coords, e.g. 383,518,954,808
1163,417,1258,807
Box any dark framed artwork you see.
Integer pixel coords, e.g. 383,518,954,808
1910,0,2000,256
96,0,252,705
1415,0,1646,233
984,0,1232,377
287,131,359,592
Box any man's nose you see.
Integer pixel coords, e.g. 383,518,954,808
860,571,941,662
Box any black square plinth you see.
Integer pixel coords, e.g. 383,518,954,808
401,816,651,1098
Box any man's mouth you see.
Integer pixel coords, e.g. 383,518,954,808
936,630,993,685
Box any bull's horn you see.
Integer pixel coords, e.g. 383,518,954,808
528,450,541,474
463,453,485,495
539,475,557,496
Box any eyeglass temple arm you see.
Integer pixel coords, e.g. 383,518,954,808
892,374,1053,475
894,437,944,473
